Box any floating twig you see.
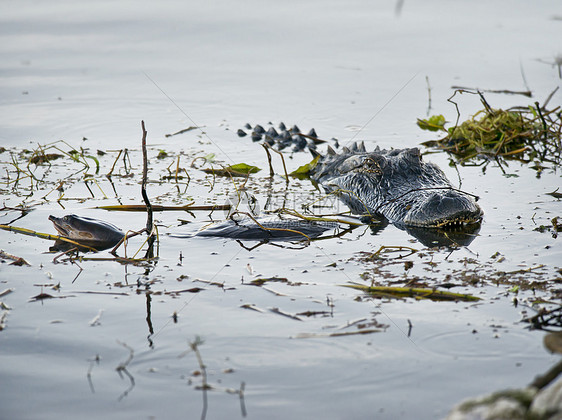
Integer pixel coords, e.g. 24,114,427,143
0,224,98,252
295,329,382,338
365,245,418,260
165,126,198,137
0,249,30,266
451,85,532,97
97,203,231,212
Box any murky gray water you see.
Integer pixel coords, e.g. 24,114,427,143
1,1,561,419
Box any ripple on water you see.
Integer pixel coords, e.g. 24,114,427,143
418,327,543,361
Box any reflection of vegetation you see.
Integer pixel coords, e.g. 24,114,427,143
180,336,247,420
115,341,135,401
418,89,562,173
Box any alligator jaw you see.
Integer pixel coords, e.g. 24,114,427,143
401,190,483,229
413,214,483,229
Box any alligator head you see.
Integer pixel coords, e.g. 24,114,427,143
311,143,483,229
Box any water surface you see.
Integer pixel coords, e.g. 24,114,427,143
1,1,561,419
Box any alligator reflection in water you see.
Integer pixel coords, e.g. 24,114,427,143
366,217,481,247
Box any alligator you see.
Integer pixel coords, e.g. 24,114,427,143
197,142,483,244
311,142,483,228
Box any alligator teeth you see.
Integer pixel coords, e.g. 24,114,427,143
327,145,336,155
442,219,472,229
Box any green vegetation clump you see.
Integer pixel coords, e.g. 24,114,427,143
418,93,562,171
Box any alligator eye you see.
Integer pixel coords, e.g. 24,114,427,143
362,158,382,174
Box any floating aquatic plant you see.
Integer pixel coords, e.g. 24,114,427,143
342,283,481,302
418,89,562,172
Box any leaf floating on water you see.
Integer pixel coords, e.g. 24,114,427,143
508,285,520,294
227,163,261,174
202,163,261,177
289,155,320,177
342,283,481,302
416,115,446,132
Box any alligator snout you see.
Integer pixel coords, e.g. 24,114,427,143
404,190,482,228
